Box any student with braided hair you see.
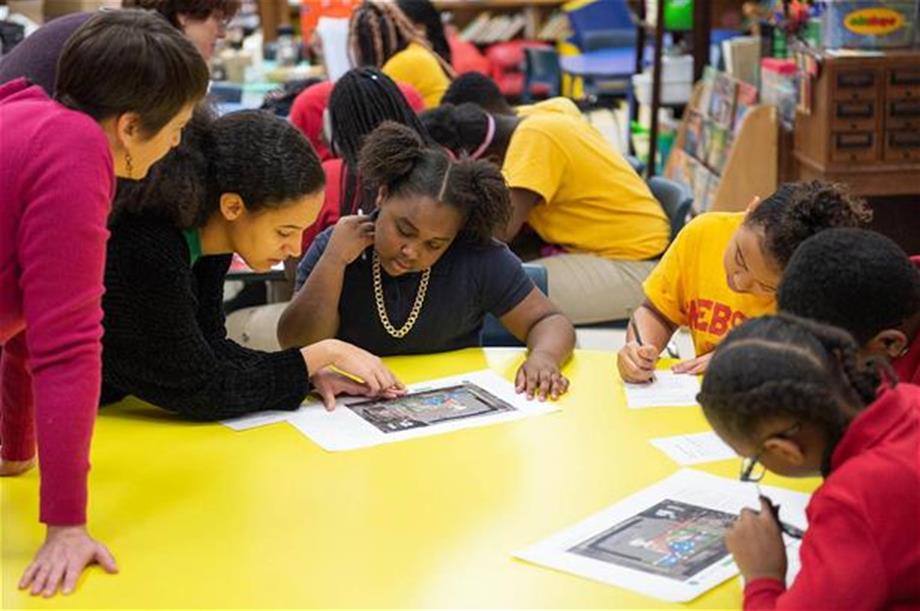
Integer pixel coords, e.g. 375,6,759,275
348,0,454,107
396,0,452,66
618,181,872,382
279,122,576,401
697,313,920,610
298,67,431,252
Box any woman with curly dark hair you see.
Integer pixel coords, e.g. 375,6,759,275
101,109,404,421
0,0,240,96
124,0,241,60
278,122,575,401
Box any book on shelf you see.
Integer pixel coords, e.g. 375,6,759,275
683,109,704,159
691,159,717,213
722,35,760,87
460,12,491,42
698,66,718,121
732,81,758,136
708,72,738,128
668,148,691,185
706,123,731,174
538,12,569,40
460,11,527,44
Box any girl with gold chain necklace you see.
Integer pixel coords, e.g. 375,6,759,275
279,122,575,401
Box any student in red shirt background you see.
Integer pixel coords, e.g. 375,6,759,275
698,314,920,610
288,77,424,163
778,228,920,386
299,67,432,253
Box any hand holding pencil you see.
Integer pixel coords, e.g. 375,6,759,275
617,310,659,384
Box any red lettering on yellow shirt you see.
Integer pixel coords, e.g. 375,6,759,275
687,299,749,337
709,303,732,336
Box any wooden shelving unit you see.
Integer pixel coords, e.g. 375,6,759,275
793,49,920,197
433,0,565,41
665,81,779,213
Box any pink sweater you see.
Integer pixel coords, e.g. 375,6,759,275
0,79,114,525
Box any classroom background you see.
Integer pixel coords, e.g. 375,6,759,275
1,0,919,607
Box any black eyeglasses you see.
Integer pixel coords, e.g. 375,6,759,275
738,423,805,539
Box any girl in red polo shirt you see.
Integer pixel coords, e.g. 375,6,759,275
697,314,920,609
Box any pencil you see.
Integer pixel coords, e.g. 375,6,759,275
628,309,656,382
628,309,644,346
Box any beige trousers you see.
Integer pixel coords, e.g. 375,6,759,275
532,254,656,325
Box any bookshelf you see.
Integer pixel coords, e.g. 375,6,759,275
664,74,779,214
433,0,567,42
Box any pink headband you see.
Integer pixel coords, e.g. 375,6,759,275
470,114,495,160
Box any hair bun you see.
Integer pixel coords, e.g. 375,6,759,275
357,121,425,189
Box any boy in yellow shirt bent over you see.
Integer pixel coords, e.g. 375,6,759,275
617,181,871,383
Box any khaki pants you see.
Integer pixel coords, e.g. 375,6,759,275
533,254,656,325
225,302,288,352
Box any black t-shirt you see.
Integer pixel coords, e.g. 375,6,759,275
296,228,534,356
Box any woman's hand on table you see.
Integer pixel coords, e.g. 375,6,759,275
516,350,569,401
301,339,405,395
311,366,404,411
19,525,117,597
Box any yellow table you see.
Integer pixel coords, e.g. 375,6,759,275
1,349,819,608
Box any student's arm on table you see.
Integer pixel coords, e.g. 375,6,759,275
278,215,372,349
497,188,541,243
499,288,575,401
617,299,679,384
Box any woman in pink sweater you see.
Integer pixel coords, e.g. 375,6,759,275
0,10,208,597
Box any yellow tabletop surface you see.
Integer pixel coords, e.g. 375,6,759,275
1,348,820,609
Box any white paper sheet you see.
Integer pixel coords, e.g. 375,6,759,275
221,409,298,432
315,17,351,82
514,469,808,603
287,369,557,451
649,431,737,466
624,371,701,409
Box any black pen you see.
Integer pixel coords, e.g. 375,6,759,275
760,494,805,539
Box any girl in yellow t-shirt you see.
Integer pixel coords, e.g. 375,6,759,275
617,181,872,383
347,0,454,108
421,102,671,325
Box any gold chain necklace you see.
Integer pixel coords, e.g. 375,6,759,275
372,252,431,338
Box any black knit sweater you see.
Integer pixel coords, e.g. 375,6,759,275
100,213,310,420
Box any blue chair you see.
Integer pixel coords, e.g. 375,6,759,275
522,47,562,103
481,263,548,347
647,176,693,241
563,0,635,51
625,154,646,175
